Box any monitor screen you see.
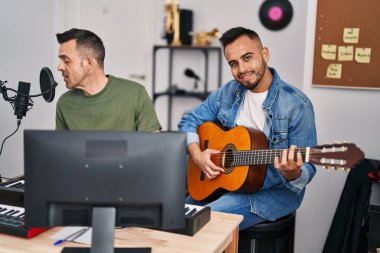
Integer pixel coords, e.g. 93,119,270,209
24,130,187,253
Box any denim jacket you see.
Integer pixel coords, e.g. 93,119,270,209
178,68,317,221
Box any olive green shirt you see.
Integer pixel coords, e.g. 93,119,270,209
56,75,161,131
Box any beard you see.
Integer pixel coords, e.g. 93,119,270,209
244,78,261,90
239,62,267,91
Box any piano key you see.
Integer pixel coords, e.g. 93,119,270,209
184,204,206,216
9,182,23,188
0,184,49,238
14,183,24,189
9,210,20,216
187,208,197,216
3,180,24,188
16,211,24,217
4,209,16,215
0,204,25,217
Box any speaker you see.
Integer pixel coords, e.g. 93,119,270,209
165,9,193,45
180,9,193,45
259,0,293,31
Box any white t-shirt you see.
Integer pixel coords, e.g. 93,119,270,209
236,90,268,131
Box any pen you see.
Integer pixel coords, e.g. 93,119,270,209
68,227,90,242
53,227,89,246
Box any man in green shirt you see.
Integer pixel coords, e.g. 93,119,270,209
55,28,161,131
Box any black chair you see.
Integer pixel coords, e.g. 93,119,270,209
239,212,295,253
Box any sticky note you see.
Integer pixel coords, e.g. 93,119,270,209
343,28,360,43
355,48,371,63
326,64,342,79
321,44,337,60
338,46,354,61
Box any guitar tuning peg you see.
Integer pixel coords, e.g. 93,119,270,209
328,166,336,171
344,168,351,172
324,141,331,145
334,141,341,144
321,165,327,169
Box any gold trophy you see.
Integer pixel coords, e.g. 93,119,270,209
165,0,181,46
192,28,220,46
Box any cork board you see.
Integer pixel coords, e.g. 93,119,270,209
312,0,380,89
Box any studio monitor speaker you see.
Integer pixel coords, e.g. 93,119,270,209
180,9,193,45
165,9,193,45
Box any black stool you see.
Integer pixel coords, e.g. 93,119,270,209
238,212,295,253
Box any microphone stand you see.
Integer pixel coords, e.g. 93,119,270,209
0,80,12,102
0,68,57,167
193,79,199,90
0,80,31,157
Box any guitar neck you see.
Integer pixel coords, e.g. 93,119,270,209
232,148,310,166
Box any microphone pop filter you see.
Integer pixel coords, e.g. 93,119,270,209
39,67,57,103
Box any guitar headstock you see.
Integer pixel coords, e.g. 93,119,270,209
309,142,364,170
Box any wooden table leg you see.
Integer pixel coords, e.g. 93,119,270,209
224,227,239,253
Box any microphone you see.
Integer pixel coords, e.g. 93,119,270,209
14,82,31,120
0,68,58,157
1,67,57,120
184,68,201,81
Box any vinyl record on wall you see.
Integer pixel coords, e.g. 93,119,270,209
259,0,293,31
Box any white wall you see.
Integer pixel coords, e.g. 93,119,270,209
1,1,379,252
155,0,309,130
0,0,59,178
295,1,380,252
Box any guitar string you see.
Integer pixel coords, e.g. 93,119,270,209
209,148,324,164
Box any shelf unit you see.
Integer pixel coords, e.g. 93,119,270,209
152,45,222,130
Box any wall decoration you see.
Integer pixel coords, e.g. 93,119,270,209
259,0,293,31
312,0,380,89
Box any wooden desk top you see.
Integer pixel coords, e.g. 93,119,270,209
0,211,243,253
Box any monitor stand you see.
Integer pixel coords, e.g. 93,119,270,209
61,207,151,253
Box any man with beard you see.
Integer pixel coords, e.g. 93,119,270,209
178,27,317,230
55,28,161,132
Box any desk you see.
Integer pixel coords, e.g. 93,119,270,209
0,211,243,253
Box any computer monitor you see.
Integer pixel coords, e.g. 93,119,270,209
24,130,187,253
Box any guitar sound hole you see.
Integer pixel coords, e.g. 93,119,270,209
221,144,236,174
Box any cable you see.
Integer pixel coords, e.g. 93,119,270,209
0,119,21,156
3,84,57,98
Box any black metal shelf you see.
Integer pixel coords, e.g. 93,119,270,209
152,45,222,130
153,91,210,101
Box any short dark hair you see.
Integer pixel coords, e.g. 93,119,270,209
56,28,105,68
219,27,262,49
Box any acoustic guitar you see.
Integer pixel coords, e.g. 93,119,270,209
187,122,365,201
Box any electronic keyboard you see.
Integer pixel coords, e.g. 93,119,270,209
171,203,211,236
0,203,47,238
0,179,48,238
0,179,210,237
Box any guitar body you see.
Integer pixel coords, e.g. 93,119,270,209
187,122,365,201
187,122,268,201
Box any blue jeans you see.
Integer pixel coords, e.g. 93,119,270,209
186,192,266,230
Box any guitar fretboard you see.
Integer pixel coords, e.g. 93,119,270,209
224,148,311,166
